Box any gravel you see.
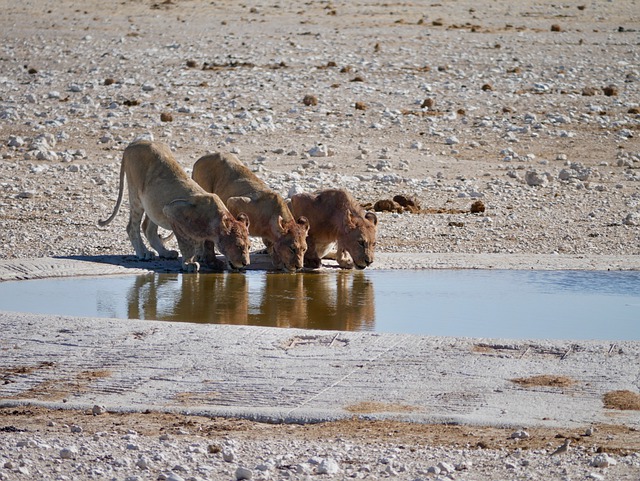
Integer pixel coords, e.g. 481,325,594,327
0,0,639,479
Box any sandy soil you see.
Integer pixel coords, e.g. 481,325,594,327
0,0,639,478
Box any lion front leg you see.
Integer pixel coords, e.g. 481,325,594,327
335,244,355,269
196,240,226,271
303,236,322,269
174,233,200,272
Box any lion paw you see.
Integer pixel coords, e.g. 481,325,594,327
138,251,156,261
160,249,179,260
183,260,201,273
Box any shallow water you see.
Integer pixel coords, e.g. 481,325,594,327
0,270,638,340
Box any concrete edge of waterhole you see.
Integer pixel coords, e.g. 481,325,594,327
1,253,639,429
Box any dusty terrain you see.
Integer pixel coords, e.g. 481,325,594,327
1,0,639,479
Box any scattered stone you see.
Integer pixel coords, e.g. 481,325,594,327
525,170,549,186
307,144,334,157
302,94,318,106
510,430,530,439
222,448,235,462
59,447,78,460
421,98,435,109
92,405,107,415
622,213,639,226
235,466,253,480
590,453,617,468
317,458,340,475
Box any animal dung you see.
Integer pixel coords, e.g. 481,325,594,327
470,200,486,213
302,94,318,106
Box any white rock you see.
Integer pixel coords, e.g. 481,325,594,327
59,447,78,459
525,170,549,186
165,474,185,481
437,461,455,474
590,453,617,468
8,136,24,147
510,430,530,439
92,404,107,415
308,144,334,157
587,473,605,480
235,466,253,480
222,448,235,462
317,458,340,475
445,136,459,145
623,212,639,226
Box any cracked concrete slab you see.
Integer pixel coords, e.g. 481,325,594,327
1,255,639,429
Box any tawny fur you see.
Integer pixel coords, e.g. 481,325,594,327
192,152,309,272
289,189,378,269
99,141,250,272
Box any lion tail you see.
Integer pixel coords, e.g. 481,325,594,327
98,158,126,227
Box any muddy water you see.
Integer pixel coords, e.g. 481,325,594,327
0,270,638,340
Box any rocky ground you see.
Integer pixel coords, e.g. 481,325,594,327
1,0,639,479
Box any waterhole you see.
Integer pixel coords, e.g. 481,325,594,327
0,270,638,340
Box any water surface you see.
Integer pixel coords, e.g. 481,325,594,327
0,270,638,340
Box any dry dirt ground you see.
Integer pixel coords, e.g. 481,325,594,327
1,0,639,477
2,406,640,458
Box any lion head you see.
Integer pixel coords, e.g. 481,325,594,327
216,212,251,270
270,215,309,272
340,210,378,269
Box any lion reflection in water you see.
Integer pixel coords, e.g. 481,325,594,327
126,272,374,332
127,273,248,325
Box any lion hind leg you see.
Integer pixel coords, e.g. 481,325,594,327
142,215,178,259
126,199,154,260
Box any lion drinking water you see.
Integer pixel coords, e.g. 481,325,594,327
98,140,251,272
289,189,378,269
192,152,309,272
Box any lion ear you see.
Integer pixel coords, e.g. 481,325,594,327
297,216,310,233
236,212,250,228
271,215,286,235
365,211,378,226
220,213,232,232
345,210,357,229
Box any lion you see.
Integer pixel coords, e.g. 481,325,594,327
192,152,309,272
98,140,251,272
289,189,378,269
